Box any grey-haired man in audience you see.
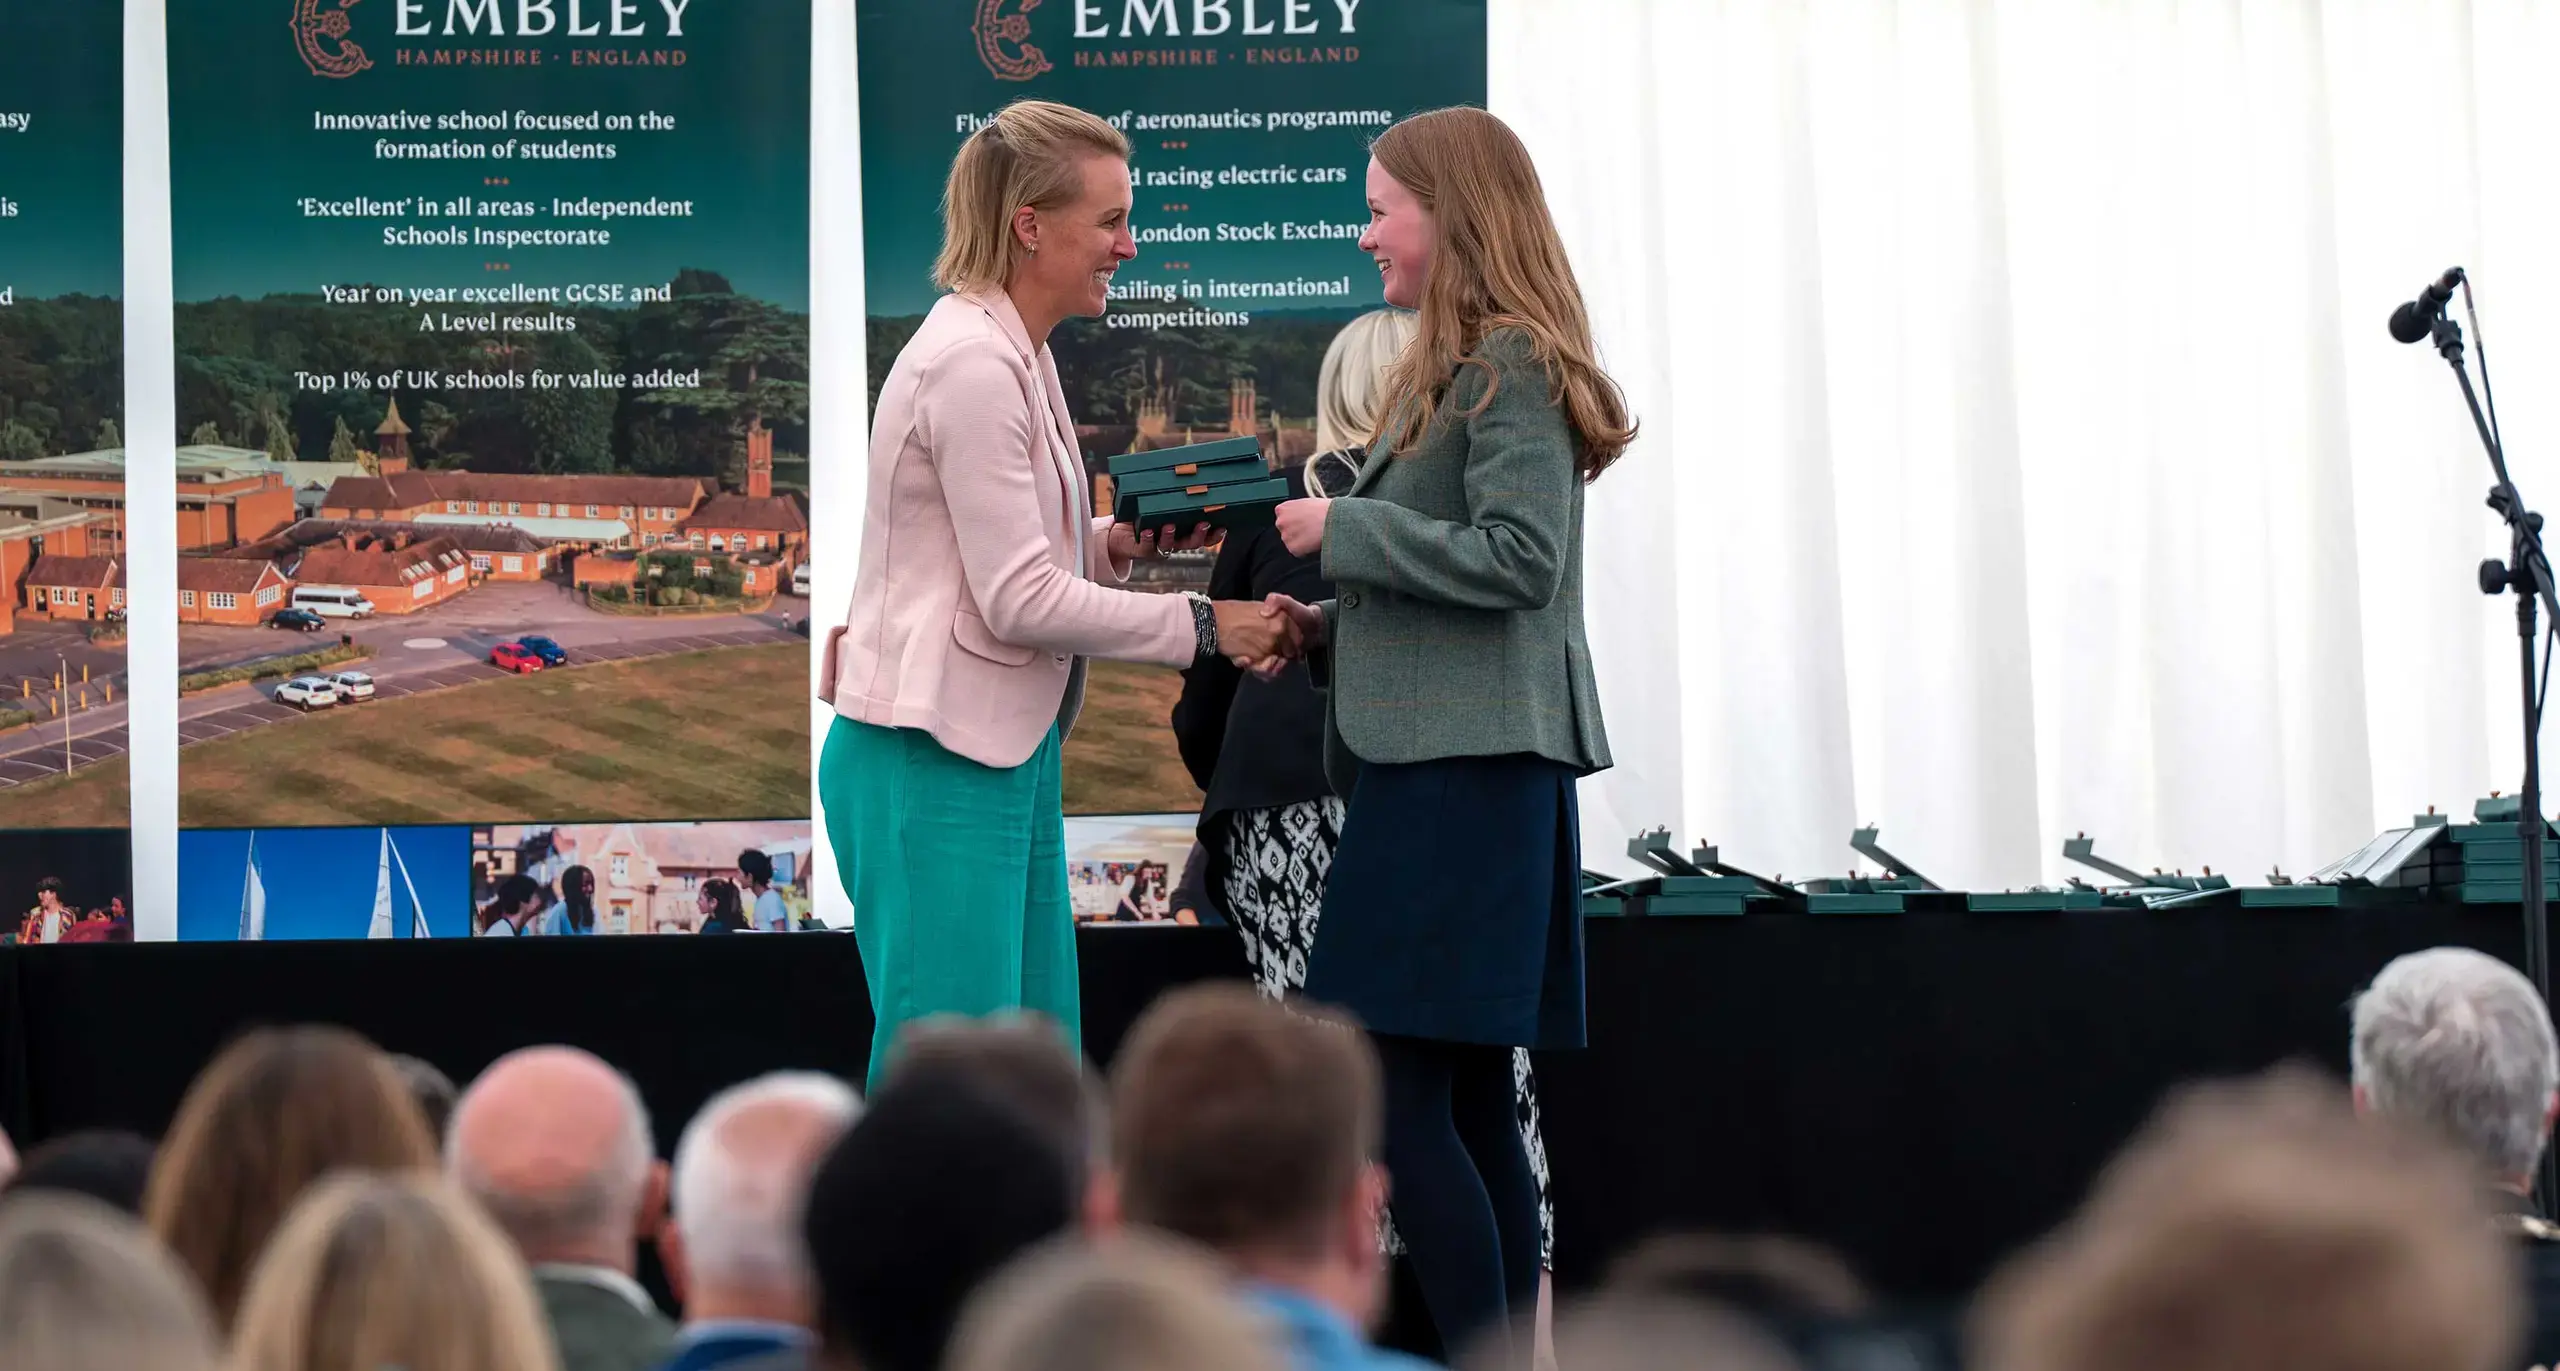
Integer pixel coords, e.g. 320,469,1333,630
2353,946,2560,1368
655,1072,862,1371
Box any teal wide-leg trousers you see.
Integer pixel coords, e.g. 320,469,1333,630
819,715,1079,1088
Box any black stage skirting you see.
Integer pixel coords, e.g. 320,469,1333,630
0,902,2540,1303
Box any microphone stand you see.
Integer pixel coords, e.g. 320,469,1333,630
2431,307,2560,1212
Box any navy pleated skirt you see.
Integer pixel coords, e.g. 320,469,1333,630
1301,753,1586,1050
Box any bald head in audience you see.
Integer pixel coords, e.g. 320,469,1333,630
447,1047,665,1273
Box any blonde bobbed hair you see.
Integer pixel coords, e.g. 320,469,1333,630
936,100,1131,295
1313,309,1420,457
228,1172,561,1371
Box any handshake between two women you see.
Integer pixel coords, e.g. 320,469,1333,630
1210,594,1326,680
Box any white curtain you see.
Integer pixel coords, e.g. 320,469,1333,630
1500,0,2560,887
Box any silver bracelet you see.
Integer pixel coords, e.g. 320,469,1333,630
1183,592,1219,661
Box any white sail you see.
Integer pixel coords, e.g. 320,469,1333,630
239,833,266,941
368,829,394,939
392,833,431,938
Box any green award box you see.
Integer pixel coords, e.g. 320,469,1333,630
1105,436,1282,527
1128,477,1292,531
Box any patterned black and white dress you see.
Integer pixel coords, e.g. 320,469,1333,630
1219,797,1556,1268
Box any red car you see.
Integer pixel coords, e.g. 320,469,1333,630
490,642,545,674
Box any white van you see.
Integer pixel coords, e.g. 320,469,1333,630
790,562,811,597
291,586,376,619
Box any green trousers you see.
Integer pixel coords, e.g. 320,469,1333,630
819,715,1079,1088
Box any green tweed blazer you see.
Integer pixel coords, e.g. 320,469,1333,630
1316,327,1612,796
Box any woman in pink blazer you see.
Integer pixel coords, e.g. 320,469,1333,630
818,99,1295,1086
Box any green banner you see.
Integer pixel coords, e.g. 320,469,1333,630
164,0,812,835
0,0,128,826
857,0,1486,816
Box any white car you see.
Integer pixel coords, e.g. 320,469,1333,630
329,670,376,701
275,676,341,710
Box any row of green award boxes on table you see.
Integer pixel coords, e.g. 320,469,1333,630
1584,797,2560,917
1105,437,1286,531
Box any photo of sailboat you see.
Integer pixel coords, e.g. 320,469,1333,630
181,826,468,941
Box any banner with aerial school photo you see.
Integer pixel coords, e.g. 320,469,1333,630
0,0,129,836
162,0,812,864
855,0,1486,817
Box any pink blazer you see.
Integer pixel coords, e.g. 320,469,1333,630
820,290,1195,769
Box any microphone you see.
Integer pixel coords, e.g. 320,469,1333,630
2390,267,2467,344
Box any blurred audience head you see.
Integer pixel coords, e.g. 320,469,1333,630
2351,945,2560,1190
1603,1232,1870,1322
0,1123,15,1189
4,1129,157,1215
884,1012,1104,1204
388,1053,459,1151
1108,985,1387,1328
1313,307,1421,460
144,1025,435,1330
446,1045,664,1274
801,1069,1079,1371
1493,1292,1803,1371
229,1172,560,1371
664,1070,861,1321
1971,1064,2522,1371
0,1194,220,1371
946,1233,1289,1371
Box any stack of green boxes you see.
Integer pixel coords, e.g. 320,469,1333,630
2441,796,2560,903
1106,435,1288,531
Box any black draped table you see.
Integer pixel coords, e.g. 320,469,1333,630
0,899,2535,1301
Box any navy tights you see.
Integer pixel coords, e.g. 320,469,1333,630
1376,1033,1541,1366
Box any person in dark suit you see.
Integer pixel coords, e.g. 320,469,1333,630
794,1071,1081,1371
1259,106,1635,1365
1172,306,1558,1297
2350,947,2560,1370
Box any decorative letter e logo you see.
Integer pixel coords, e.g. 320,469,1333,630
974,0,1052,81
291,0,375,79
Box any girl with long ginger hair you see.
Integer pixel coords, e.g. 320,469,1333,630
1263,105,1633,1364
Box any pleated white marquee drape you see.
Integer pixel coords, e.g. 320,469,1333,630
1504,0,2560,886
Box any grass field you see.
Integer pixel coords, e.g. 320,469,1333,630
16,648,1197,828
174,643,811,828
0,754,132,828
1062,659,1204,816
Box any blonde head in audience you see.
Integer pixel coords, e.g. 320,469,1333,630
945,1233,1288,1371
0,1194,221,1371
144,1026,437,1330
1972,1064,2522,1371
229,1171,558,1371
